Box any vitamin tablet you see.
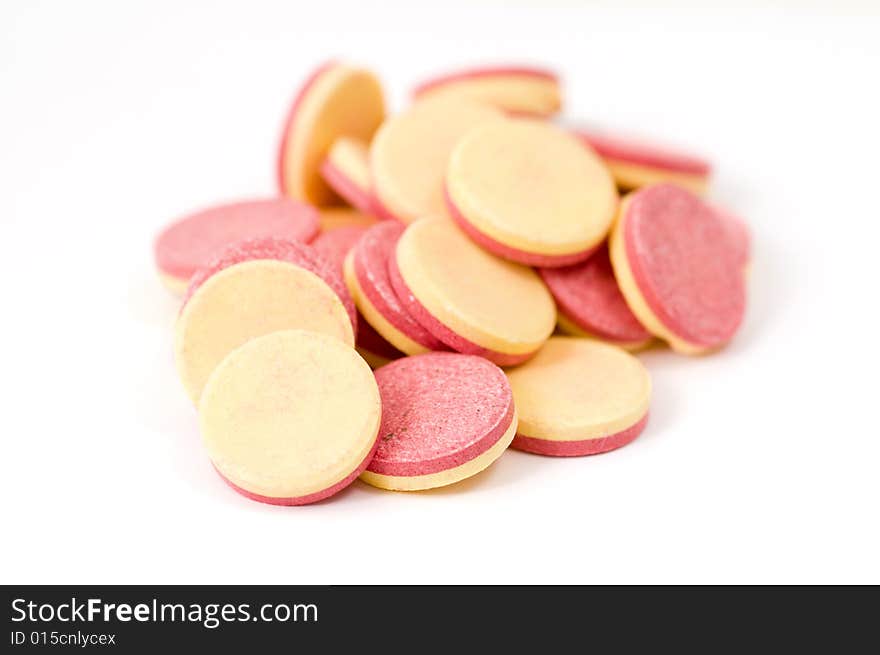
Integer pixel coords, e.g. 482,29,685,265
390,216,556,366
344,221,447,356
538,246,652,351
317,207,378,232
575,129,711,195
319,137,375,214
183,237,356,331
277,62,385,205
201,330,381,505
506,337,651,456
312,225,368,274
154,198,319,294
609,184,746,354
369,96,503,223
313,226,404,366
413,66,561,117
176,239,356,404
361,353,517,491
446,119,618,266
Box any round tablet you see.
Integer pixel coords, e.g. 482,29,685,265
538,246,653,351
154,198,319,294
412,66,561,117
361,353,517,491
506,337,651,456
345,222,447,356
575,129,711,195
319,137,375,214
446,119,618,267
318,207,378,232
183,237,357,333
277,62,385,205
176,245,355,405
390,216,556,366
312,226,404,366
200,330,381,505
609,184,746,354
369,96,503,223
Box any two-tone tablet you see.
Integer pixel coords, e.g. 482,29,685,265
175,238,356,404
278,62,385,205
576,129,711,195
312,224,369,274
344,221,447,356
201,330,381,505
538,246,652,350
320,137,375,214
413,66,561,117
154,198,319,294
609,184,746,354
446,119,618,266
390,216,556,366
361,353,517,491
506,337,651,456
313,225,404,367
369,96,502,223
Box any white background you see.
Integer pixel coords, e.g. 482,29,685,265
2,0,878,584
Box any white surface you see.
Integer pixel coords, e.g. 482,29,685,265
2,1,879,584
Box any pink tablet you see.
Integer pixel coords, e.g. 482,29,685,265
182,236,356,332
390,217,556,366
154,198,319,294
610,184,746,354
201,330,381,505
319,137,375,215
446,119,618,267
575,129,712,195
413,66,561,117
506,337,651,456
538,246,652,350
345,221,447,356
313,225,404,366
361,353,517,490
277,62,385,205
312,225,368,275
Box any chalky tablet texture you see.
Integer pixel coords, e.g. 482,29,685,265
154,198,319,294
361,353,517,491
391,216,556,366
506,337,651,456
346,221,447,356
313,225,368,274
413,66,561,117
609,184,746,354
319,137,375,214
201,330,381,505
312,226,404,365
369,96,503,223
575,129,711,195
446,119,618,266
538,246,652,350
277,62,385,205
176,240,356,404
183,237,357,332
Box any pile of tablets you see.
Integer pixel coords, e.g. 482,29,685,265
154,62,749,505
